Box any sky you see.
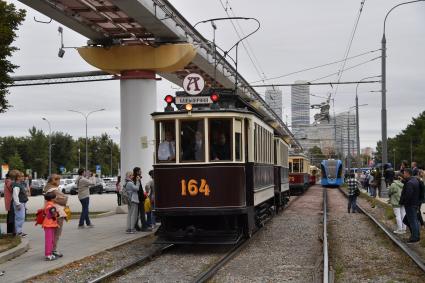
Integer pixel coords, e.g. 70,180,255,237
1,0,424,150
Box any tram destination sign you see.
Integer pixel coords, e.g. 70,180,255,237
175,96,212,105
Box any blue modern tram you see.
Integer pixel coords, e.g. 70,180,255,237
320,159,343,187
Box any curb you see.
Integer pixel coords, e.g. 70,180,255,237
0,238,30,264
24,230,155,282
92,210,116,218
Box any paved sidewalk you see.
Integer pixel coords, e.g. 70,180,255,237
0,214,152,283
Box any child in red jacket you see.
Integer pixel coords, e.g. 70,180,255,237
43,193,59,261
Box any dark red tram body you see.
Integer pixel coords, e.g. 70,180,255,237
152,92,297,244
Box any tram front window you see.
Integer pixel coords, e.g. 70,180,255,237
180,119,205,162
210,119,232,161
156,121,176,163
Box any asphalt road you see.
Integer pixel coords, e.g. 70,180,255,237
0,192,120,214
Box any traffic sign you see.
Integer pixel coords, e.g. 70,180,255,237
175,96,212,105
182,73,205,95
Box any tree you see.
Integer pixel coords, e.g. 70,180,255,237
0,2,26,113
376,111,425,168
8,152,24,171
308,146,325,167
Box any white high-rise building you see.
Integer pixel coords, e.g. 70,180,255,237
265,87,283,119
291,80,310,138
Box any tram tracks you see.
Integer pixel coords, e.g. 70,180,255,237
336,187,425,273
88,195,300,283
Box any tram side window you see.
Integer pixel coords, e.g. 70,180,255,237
235,119,242,161
156,120,176,163
210,119,232,161
180,119,205,162
293,159,300,173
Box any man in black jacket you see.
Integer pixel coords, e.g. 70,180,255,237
399,168,421,243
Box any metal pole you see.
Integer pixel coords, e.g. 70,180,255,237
381,32,388,197
380,0,425,197
110,139,113,177
85,116,88,171
42,118,52,176
78,147,81,169
347,114,351,172
355,94,360,166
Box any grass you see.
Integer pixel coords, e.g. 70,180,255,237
0,211,108,223
334,262,344,281
0,234,21,253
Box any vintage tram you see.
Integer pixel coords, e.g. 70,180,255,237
152,90,296,244
288,154,311,194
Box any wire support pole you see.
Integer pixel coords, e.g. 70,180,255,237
380,0,425,197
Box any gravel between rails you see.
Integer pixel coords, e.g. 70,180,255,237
111,245,230,282
327,188,425,282
212,185,324,283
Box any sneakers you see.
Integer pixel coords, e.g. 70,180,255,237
52,251,63,258
394,229,407,234
407,238,420,243
45,255,57,261
77,225,85,229
126,229,136,234
87,224,95,228
17,233,27,238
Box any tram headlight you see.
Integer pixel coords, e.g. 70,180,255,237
185,103,193,111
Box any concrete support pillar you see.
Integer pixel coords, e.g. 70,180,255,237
120,71,157,182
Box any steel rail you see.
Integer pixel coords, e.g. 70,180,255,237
87,244,174,283
323,187,329,283
337,187,425,273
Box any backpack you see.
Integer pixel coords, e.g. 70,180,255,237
35,208,45,226
121,182,130,205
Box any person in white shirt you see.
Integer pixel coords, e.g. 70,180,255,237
12,171,28,237
158,131,175,161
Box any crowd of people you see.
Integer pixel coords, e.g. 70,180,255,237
349,160,425,244
1,166,157,261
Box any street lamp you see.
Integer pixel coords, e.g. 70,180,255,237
381,0,425,196
355,75,381,165
42,117,52,176
68,108,105,171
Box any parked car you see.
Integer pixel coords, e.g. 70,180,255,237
90,177,105,194
103,177,117,193
0,179,4,197
61,179,76,194
30,179,45,196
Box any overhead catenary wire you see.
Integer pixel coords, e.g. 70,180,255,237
309,56,380,83
332,0,367,99
249,48,380,84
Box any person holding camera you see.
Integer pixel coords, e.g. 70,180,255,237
76,168,96,229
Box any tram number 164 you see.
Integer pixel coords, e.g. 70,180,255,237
181,179,211,197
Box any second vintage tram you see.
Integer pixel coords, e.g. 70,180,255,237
288,154,311,194
152,90,298,244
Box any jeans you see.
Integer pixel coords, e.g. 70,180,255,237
79,197,91,226
14,203,25,234
393,206,406,231
369,187,376,197
405,206,420,241
348,195,357,213
116,192,122,206
146,211,152,226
